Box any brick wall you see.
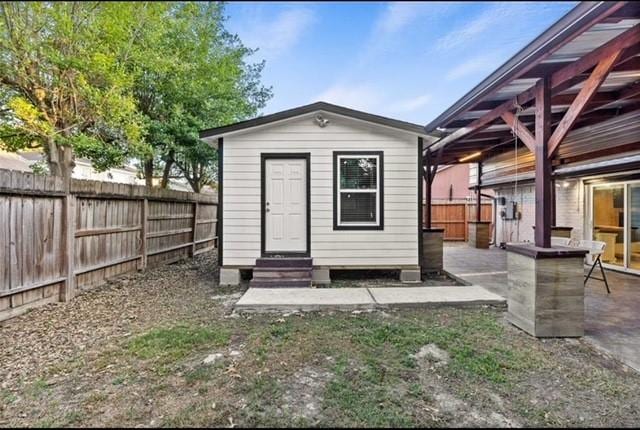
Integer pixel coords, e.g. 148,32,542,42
494,184,535,244
491,179,585,245
555,179,585,241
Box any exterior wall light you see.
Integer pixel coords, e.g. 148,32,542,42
459,151,481,162
315,114,330,128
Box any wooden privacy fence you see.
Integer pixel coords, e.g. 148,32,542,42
425,200,493,241
0,168,217,322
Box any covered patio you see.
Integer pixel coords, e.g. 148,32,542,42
445,242,640,372
419,0,639,366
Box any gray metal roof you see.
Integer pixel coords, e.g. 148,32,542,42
425,2,638,133
423,1,640,167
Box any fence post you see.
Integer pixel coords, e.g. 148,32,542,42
464,202,469,242
60,192,76,302
140,198,148,269
191,201,198,257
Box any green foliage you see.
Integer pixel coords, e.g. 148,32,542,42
132,2,271,191
0,2,150,177
0,2,271,185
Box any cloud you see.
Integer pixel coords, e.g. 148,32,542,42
353,2,456,73
435,2,552,52
389,94,432,113
445,56,499,81
375,2,427,34
374,2,456,35
240,7,316,60
312,83,382,112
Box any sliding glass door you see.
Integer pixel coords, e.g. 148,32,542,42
630,184,640,271
591,180,640,273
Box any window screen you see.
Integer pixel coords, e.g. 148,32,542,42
340,192,376,223
336,154,381,226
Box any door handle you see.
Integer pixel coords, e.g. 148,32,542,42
266,208,270,212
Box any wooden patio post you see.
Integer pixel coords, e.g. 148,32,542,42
476,162,482,222
421,148,444,274
469,161,489,249
424,150,432,229
507,73,587,338
550,179,556,227
534,76,552,248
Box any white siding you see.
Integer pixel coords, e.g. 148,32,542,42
222,113,419,267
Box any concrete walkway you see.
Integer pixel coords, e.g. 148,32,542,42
234,286,505,312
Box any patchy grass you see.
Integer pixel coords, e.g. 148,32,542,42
0,390,17,405
322,356,415,427
25,378,51,399
127,324,230,367
1,252,640,428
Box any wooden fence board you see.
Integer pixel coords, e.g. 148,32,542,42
425,201,493,241
0,168,217,322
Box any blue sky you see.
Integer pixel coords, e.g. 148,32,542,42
225,1,577,125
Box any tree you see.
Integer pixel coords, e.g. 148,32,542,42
0,2,271,192
133,2,271,191
0,2,156,183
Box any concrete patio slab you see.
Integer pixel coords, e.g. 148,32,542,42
234,287,375,312
444,242,640,373
234,285,506,312
369,286,506,308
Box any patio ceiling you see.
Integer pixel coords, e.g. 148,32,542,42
424,1,640,165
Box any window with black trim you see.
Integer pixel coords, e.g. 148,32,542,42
333,151,384,230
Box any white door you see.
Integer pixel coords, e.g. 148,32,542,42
265,158,307,253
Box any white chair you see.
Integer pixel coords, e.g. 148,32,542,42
577,239,610,294
551,236,572,247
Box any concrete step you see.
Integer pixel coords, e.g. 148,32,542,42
249,278,312,288
255,257,313,268
253,267,312,279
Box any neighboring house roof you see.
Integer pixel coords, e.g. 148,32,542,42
200,101,435,142
0,150,144,182
0,151,33,172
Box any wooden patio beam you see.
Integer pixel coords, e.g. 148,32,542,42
430,23,640,151
430,146,444,178
500,111,536,153
475,162,482,222
548,49,623,157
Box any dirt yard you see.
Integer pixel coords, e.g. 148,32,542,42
1,252,639,428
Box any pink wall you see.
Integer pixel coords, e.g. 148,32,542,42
430,164,472,200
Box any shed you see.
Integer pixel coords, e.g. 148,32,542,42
200,102,435,286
